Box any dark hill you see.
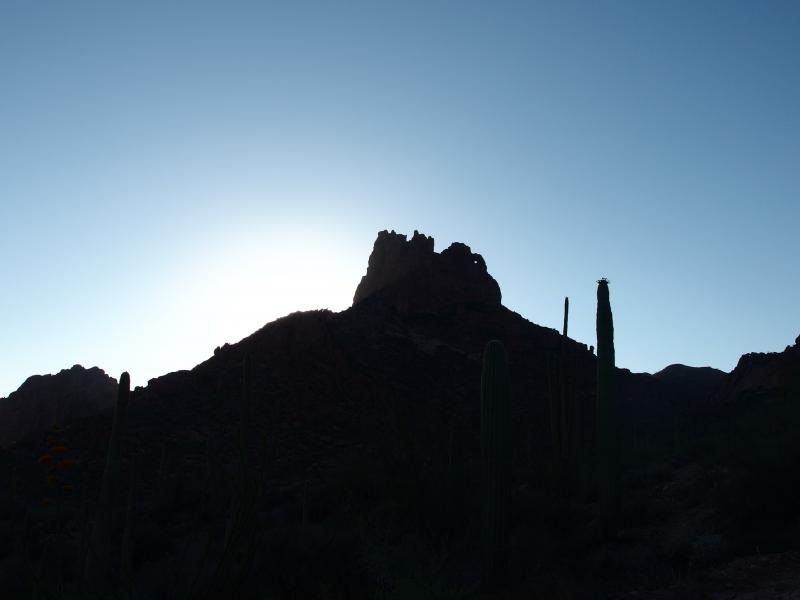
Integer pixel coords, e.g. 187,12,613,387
2,230,799,599
653,363,728,405
0,365,116,447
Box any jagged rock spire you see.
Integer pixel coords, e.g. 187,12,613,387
353,229,502,313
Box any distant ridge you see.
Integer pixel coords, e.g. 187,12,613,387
647,363,728,406
2,231,796,457
0,365,116,447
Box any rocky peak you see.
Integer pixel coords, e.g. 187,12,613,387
0,364,117,447
715,335,800,403
352,229,501,313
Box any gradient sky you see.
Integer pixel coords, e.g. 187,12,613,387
2,1,798,396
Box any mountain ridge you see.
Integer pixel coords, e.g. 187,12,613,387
2,230,800,598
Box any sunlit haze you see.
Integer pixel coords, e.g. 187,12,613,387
2,1,799,396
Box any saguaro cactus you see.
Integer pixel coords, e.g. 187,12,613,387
480,340,513,590
120,456,137,591
549,296,573,490
596,278,620,535
547,352,560,462
85,372,130,592
240,352,254,476
559,297,570,462
560,296,583,496
224,353,254,548
207,352,269,595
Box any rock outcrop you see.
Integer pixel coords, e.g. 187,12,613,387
714,334,800,403
0,365,117,447
352,229,501,313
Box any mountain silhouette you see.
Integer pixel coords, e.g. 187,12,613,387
1,230,799,599
715,335,800,403
653,363,728,405
0,365,116,447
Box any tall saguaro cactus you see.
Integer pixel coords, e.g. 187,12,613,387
559,297,570,462
85,372,130,592
481,340,513,590
240,352,254,476
560,295,583,496
120,455,137,591
547,352,560,464
208,352,270,595
225,353,254,546
596,278,620,536
549,296,573,491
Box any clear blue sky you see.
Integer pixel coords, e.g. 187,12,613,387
2,1,798,396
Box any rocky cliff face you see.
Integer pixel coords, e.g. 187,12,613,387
715,334,800,403
352,229,502,313
0,365,117,447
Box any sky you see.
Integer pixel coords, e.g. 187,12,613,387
1,1,798,396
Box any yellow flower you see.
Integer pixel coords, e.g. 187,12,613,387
62,484,74,493
38,454,53,465
46,473,60,486
57,458,75,468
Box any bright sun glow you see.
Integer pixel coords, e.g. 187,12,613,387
162,224,364,355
